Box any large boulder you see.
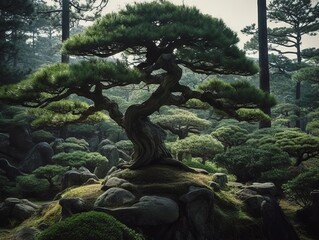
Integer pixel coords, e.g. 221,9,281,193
95,195,179,226
245,182,277,198
178,187,215,240
9,125,34,152
296,190,319,236
94,187,136,208
61,167,98,189
20,142,54,173
0,198,39,227
101,177,130,191
0,158,25,180
261,198,300,240
212,173,228,188
59,197,89,219
98,144,120,167
15,227,39,240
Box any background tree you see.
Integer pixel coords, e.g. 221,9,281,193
33,164,67,187
257,0,271,128
275,128,319,166
242,0,319,128
170,134,223,163
211,125,249,150
0,0,34,84
153,108,211,139
0,2,275,170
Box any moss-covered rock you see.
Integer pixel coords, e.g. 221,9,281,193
35,211,144,240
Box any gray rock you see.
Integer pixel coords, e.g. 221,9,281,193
0,158,25,180
98,144,119,167
15,227,39,240
227,181,244,188
0,198,39,227
94,159,110,179
209,181,220,192
236,188,258,200
102,177,129,190
20,142,54,173
246,182,277,197
261,198,300,240
59,197,89,218
95,195,179,226
118,149,131,162
9,125,34,152
94,187,136,208
50,138,64,154
62,167,98,189
179,187,214,240
212,173,228,188
83,177,100,185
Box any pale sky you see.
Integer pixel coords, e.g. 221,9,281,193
102,0,319,52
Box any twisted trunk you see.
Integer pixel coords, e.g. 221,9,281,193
123,54,182,169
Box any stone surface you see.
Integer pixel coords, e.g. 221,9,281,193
15,227,39,240
0,198,39,227
246,182,277,197
261,198,300,240
94,159,110,179
9,125,34,152
94,187,136,208
95,195,179,226
20,142,54,173
0,158,24,180
102,177,129,191
61,167,98,189
178,187,215,240
209,181,221,192
227,182,244,188
212,173,228,188
59,197,89,218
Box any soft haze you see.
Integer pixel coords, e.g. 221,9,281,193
102,0,319,53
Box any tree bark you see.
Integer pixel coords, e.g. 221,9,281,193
61,0,69,63
123,54,182,169
258,0,271,128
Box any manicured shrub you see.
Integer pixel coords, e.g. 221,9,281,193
16,174,49,196
116,140,134,154
67,123,96,138
36,211,144,240
213,144,291,182
211,125,249,149
52,151,107,171
170,134,223,163
183,158,226,174
32,130,55,143
33,165,68,187
53,137,90,153
283,168,319,207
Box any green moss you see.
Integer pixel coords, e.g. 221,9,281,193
36,211,144,240
183,158,226,173
111,165,211,197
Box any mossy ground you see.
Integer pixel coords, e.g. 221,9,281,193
1,165,262,240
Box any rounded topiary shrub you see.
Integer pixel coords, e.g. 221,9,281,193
283,168,319,208
213,144,291,182
32,130,55,144
52,151,107,172
36,211,144,240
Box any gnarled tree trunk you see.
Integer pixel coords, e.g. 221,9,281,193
123,53,182,169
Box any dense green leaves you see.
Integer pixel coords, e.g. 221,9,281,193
213,144,290,182
52,151,107,170
283,168,319,207
170,134,223,162
64,1,257,75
